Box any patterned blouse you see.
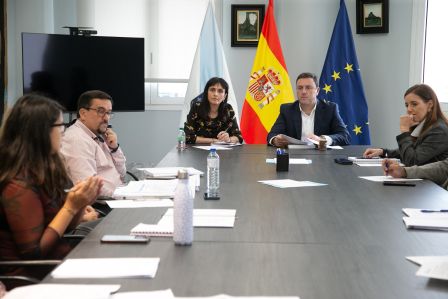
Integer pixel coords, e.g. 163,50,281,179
184,102,243,144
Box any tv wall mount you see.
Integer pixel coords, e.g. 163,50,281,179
63,26,97,36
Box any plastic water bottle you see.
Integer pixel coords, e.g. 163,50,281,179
207,148,220,198
173,169,193,245
177,128,186,151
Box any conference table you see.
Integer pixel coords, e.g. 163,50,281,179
44,145,448,298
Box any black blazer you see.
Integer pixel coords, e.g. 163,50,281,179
267,100,351,146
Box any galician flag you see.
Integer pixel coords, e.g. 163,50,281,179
179,1,239,127
240,0,294,144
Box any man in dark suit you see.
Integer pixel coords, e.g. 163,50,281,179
267,72,350,147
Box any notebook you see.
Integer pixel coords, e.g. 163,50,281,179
131,223,173,237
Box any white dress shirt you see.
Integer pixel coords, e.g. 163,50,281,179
60,120,127,197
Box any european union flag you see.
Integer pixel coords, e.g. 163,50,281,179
318,0,371,145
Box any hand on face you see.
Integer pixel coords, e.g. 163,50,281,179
105,128,118,149
400,115,419,133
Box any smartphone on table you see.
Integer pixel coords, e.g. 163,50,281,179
100,235,150,243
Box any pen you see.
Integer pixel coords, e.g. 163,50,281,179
384,152,389,176
421,209,448,213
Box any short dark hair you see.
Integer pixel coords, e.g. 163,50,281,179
77,90,113,118
296,72,319,87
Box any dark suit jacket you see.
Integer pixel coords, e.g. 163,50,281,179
267,100,351,146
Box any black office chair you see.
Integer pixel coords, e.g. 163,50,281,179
0,260,62,290
190,94,203,107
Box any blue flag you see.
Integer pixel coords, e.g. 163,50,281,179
318,0,370,145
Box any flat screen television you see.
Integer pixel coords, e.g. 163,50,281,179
22,33,145,112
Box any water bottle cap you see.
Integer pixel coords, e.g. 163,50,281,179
177,169,188,179
210,147,216,152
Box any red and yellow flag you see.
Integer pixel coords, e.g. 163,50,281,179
240,0,294,144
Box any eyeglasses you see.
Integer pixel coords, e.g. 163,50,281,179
208,87,226,94
85,107,114,118
51,123,70,133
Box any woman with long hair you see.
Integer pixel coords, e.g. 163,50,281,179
364,84,448,166
184,77,243,144
0,94,101,277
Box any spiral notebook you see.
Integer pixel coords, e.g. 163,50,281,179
130,223,173,237
130,209,236,237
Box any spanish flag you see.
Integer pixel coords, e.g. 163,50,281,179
240,0,294,144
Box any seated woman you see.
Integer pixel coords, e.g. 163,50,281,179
0,95,102,279
364,84,448,166
184,77,243,144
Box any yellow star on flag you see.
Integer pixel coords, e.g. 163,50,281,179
344,63,353,73
322,84,332,94
353,125,362,135
331,71,341,81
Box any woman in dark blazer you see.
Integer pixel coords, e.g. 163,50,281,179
364,84,448,166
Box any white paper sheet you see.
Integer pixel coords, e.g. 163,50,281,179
177,296,299,299
359,176,422,182
51,258,160,279
106,198,174,208
406,256,448,280
137,167,203,178
287,144,315,150
265,158,312,165
113,180,178,199
403,216,448,231
402,208,448,218
3,284,120,299
258,179,327,188
110,289,175,299
193,146,233,151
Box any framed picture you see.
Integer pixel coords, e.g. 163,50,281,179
356,0,389,34
231,4,265,47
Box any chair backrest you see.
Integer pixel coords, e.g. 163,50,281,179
190,94,203,108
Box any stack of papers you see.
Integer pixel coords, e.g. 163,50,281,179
51,258,160,279
131,209,237,237
348,157,401,166
3,284,121,299
106,198,174,209
113,180,179,199
265,158,312,165
402,208,448,231
258,179,327,188
138,167,203,178
359,176,422,182
407,256,448,280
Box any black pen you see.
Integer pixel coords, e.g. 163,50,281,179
421,209,448,213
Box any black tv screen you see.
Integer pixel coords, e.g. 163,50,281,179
22,33,144,112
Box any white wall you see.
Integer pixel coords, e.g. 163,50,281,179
7,0,415,165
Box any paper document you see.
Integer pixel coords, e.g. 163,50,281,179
3,284,120,299
348,157,400,163
402,208,448,218
176,295,299,299
193,145,233,151
279,134,309,145
51,258,160,279
406,256,448,281
131,209,237,237
258,179,327,188
403,217,448,231
113,180,178,199
359,176,422,182
266,158,312,165
106,199,173,208
138,167,203,178
111,289,175,299
287,144,315,150
212,141,242,147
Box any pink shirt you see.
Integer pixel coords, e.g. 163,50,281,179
60,120,126,197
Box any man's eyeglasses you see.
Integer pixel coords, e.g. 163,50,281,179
85,107,114,118
51,123,70,133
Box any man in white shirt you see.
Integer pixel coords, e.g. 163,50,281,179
61,90,126,197
267,72,350,147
